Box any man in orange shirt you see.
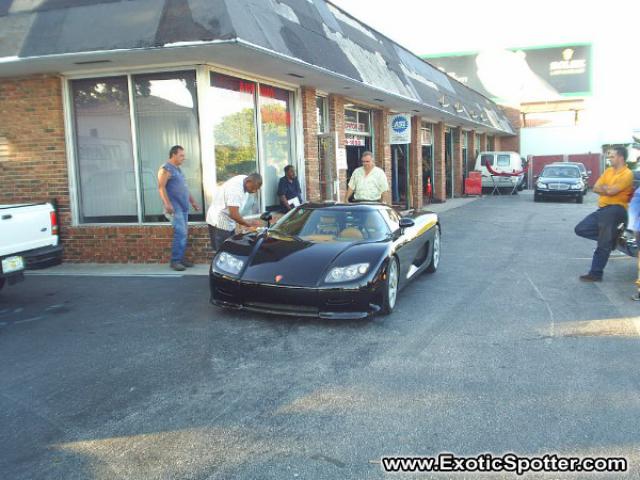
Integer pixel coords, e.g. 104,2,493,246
575,147,633,281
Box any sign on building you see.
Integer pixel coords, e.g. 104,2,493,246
389,113,411,144
425,44,592,102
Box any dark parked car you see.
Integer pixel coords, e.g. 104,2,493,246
534,164,586,203
549,161,591,193
210,203,441,319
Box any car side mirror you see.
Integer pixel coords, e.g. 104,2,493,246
260,212,273,227
587,170,592,176
399,218,415,230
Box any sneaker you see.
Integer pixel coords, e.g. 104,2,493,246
170,262,186,271
181,259,194,268
579,273,602,282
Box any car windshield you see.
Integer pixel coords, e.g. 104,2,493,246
270,208,390,242
542,167,580,178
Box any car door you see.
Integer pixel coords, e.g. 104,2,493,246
380,208,421,287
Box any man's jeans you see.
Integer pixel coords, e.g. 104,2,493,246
208,225,235,252
574,205,627,278
171,208,189,263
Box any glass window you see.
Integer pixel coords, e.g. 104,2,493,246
260,84,293,210
380,208,401,231
316,96,327,134
210,73,258,186
133,71,203,222
480,154,494,166
71,77,137,223
344,108,370,135
496,154,511,167
344,109,358,129
358,111,370,133
420,123,432,146
271,207,389,242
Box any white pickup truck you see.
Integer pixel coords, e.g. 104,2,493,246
0,202,63,291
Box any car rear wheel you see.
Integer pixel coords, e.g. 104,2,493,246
426,226,441,274
381,257,399,315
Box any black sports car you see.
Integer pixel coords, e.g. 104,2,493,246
210,203,441,319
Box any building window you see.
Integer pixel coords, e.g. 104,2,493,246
344,107,371,146
133,71,203,222
260,84,294,210
487,136,495,150
210,72,296,212
475,133,481,156
70,72,204,224
210,73,259,186
71,77,137,223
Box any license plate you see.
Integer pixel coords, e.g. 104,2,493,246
2,256,25,274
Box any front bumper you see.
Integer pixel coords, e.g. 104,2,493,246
535,188,582,198
20,244,63,269
210,273,383,319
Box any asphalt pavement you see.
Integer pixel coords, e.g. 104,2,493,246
1,191,640,480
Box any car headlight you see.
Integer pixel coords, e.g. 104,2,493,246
213,252,245,275
570,182,584,190
325,263,370,283
537,181,547,188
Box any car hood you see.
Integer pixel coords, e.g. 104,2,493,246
239,232,357,287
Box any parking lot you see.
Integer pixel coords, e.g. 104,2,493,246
2,191,640,479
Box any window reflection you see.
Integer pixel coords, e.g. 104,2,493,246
210,73,258,185
133,71,203,222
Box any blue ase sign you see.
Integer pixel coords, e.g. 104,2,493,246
389,113,411,144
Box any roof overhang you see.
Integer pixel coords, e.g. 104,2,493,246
0,39,512,135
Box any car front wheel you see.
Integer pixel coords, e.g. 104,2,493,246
381,257,399,315
576,195,584,204
426,226,441,274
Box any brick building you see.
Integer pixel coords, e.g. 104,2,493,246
0,0,517,263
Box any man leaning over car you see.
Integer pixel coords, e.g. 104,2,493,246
574,146,633,282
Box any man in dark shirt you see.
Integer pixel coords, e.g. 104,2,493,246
277,165,302,212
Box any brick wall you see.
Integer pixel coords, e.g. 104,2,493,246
328,94,346,201
373,108,392,192
409,116,423,209
300,86,320,202
0,76,70,221
467,130,477,172
452,127,463,197
480,133,488,152
433,122,446,201
499,105,522,153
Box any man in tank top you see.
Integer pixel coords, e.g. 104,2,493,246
158,145,200,271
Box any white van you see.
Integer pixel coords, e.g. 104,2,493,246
474,151,526,190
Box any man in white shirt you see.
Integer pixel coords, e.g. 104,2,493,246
344,151,390,204
206,173,262,251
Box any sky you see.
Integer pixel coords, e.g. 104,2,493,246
331,0,640,142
